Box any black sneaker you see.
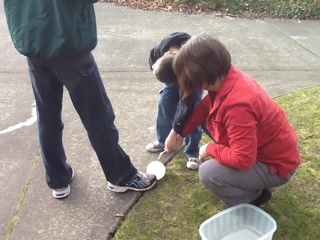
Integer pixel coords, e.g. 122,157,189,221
107,171,157,192
250,189,272,207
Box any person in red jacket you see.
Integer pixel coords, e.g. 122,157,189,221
165,33,301,207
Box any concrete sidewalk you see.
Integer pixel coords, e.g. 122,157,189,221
0,2,319,240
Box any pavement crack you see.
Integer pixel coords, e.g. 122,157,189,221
5,148,41,240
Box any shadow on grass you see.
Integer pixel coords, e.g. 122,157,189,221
114,86,320,240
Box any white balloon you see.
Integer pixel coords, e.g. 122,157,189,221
146,161,166,180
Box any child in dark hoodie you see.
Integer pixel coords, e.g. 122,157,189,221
147,32,203,170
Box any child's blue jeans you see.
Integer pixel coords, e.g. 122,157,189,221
156,83,203,159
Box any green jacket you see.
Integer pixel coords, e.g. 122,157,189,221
4,0,99,61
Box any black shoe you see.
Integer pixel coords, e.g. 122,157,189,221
250,189,272,207
107,171,157,192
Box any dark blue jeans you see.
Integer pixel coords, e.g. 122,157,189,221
27,54,136,189
156,84,203,159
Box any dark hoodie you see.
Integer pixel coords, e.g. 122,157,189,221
4,0,99,62
149,32,191,70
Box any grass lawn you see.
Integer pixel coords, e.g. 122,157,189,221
113,85,320,240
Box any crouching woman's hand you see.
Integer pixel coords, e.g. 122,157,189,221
165,129,184,152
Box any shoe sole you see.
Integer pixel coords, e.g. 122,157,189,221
53,185,71,199
107,181,156,193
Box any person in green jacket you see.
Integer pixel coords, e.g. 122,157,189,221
4,0,156,198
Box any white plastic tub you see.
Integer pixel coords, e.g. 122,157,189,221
199,204,277,240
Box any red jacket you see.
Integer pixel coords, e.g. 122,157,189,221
182,65,300,178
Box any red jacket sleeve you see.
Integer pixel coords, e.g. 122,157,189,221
206,104,258,170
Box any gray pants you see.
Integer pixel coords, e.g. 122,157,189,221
199,159,295,207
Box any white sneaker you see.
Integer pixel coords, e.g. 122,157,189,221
186,158,200,170
146,141,164,153
52,167,75,199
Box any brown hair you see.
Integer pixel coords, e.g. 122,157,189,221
154,54,178,85
173,33,231,99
